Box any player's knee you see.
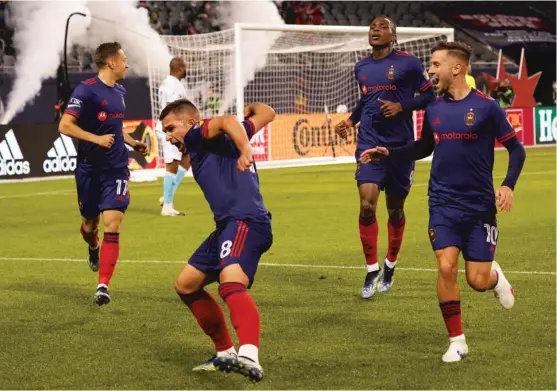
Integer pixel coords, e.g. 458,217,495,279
103,221,121,233
174,278,198,295
466,273,490,292
82,219,98,232
360,198,377,215
387,208,405,222
438,261,458,281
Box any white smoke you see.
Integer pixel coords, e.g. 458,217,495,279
80,0,170,76
1,0,171,124
218,1,284,114
1,1,91,124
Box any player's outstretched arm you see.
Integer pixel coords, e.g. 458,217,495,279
59,114,114,148
361,112,436,163
205,115,253,171
244,102,276,135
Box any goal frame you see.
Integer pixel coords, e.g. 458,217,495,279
233,23,455,120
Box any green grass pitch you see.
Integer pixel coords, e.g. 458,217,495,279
0,147,555,389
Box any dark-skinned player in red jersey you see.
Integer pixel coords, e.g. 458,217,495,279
59,42,148,306
159,99,275,383
360,41,525,362
335,16,435,299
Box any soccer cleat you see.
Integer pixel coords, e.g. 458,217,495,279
378,261,395,293
93,285,111,306
213,355,264,383
442,337,468,363
161,204,185,216
361,269,381,299
236,356,264,383
87,245,100,272
492,261,515,310
192,352,237,372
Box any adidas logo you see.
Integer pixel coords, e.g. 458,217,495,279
43,135,77,173
0,129,30,176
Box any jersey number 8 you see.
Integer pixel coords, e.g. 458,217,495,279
220,240,233,258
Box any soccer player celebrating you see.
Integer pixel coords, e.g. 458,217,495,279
59,42,148,306
335,16,435,298
159,99,275,382
360,41,525,362
157,57,191,216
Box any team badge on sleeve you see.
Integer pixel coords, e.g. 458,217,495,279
428,228,436,242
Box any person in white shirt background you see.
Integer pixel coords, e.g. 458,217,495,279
157,57,190,216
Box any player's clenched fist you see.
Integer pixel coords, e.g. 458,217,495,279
95,134,115,148
238,147,254,171
335,119,353,140
378,99,403,118
359,146,389,163
496,186,514,212
133,141,149,155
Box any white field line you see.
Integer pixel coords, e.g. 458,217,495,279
0,170,554,200
0,257,554,276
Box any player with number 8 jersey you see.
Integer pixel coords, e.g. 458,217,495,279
58,42,148,306
159,98,275,383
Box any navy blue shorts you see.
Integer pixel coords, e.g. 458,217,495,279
355,148,414,198
188,219,273,288
75,165,130,218
428,207,498,262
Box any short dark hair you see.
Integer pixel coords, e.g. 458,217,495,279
94,42,122,68
431,41,472,63
159,99,198,121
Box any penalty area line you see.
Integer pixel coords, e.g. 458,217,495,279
0,257,554,276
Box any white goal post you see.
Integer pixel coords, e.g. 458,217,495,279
146,23,454,172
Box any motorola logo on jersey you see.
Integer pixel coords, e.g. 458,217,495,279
435,131,479,142
98,111,107,121
361,84,397,95
108,112,125,119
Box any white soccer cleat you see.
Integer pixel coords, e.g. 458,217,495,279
492,261,515,310
442,336,468,363
161,204,180,216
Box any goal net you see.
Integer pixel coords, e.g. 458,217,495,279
147,24,453,170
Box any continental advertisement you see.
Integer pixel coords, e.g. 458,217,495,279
269,113,357,160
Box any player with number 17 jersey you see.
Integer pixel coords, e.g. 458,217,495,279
59,42,148,306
